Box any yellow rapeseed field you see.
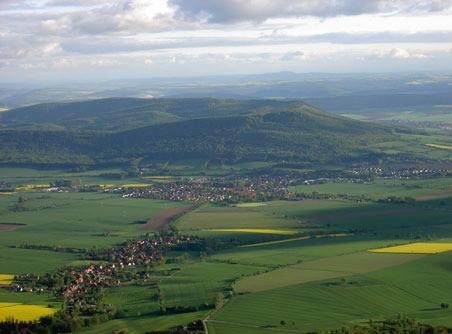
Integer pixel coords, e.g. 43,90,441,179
97,184,114,188
0,274,14,285
235,202,267,208
0,303,56,321
121,183,152,188
16,184,49,191
142,176,172,180
370,242,452,254
426,143,452,150
209,228,297,235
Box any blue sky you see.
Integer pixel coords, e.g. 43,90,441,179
1,0,452,82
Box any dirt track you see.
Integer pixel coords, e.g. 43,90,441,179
415,189,452,201
0,224,25,232
142,205,195,231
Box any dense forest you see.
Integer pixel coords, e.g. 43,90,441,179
0,98,406,166
0,98,326,131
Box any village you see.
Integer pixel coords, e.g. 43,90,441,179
8,234,195,322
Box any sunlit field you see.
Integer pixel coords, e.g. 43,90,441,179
235,203,268,208
208,228,298,235
370,242,452,254
0,275,14,285
0,303,56,321
426,143,452,150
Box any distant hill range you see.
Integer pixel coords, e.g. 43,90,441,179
0,98,402,166
305,93,452,112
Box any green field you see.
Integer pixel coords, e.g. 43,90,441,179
0,190,186,276
0,192,184,250
234,252,422,293
292,177,452,200
210,252,452,333
341,105,452,128
79,311,207,334
177,205,302,231
1,166,452,333
159,261,265,308
0,167,147,187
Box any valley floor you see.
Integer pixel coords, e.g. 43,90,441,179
0,168,451,333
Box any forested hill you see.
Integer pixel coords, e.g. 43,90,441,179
0,98,395,166
0,98,322,131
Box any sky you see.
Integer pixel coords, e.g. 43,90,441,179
1,0,452,82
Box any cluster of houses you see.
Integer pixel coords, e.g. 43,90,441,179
90,234,192,266
352,166,451,179
62,263,120,309
384,119,452,131
8,234,192,315
0,181,12,192
122,175,291,203
10,274,45,293
63,234,192,311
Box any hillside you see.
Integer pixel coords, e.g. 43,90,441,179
0,98,396,166
0,98,320,131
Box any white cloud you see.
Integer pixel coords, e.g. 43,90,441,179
1,0,452,80
37,0,191,35
171,0,452,23
280,50,305,61
90,58,120,66
388,47,428,59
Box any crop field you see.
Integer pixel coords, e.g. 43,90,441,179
0,192,186,274
235,203,267,208
121,183,153,188
234,252,422,293
0,289,57,306
208,228,298,235
0,302,56,321
105,284,161,317
210,252,452,332
210,281,437,332
143,205,195,231
159,262,265,308
0,193,184,247
78,311,207,334
176,205,301,231
253,199,452,237
426,143,452,150
1,166,452,333
0,275,13,285
0,247,79,274
292,177,452,201
370,242,452,254
211,237,408,267
15,184,50,191
0,167,146,188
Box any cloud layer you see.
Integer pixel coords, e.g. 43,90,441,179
1,0,452,81
172,0,452,22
